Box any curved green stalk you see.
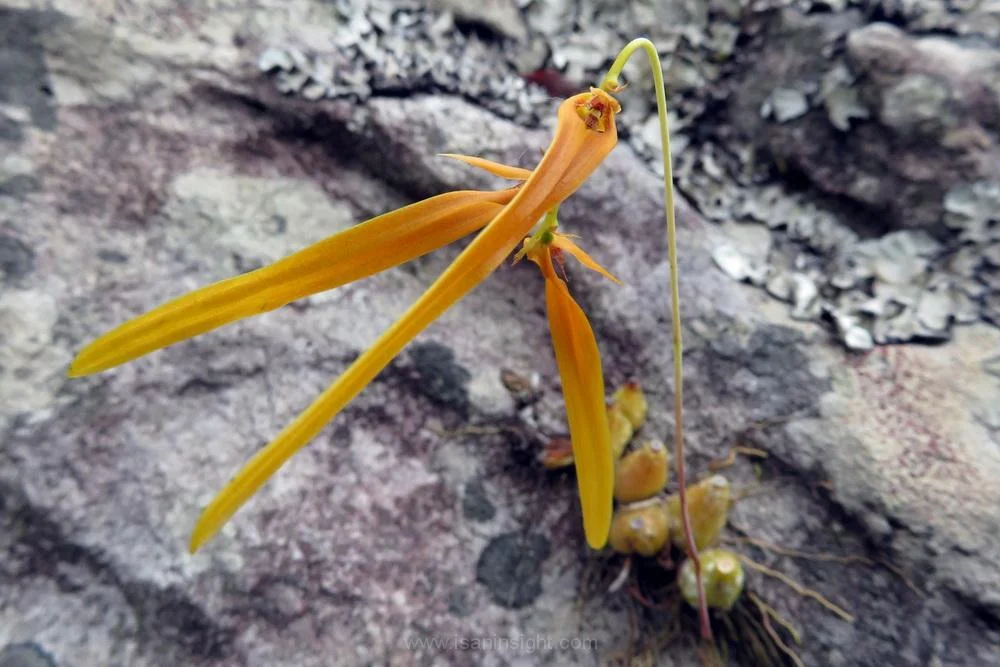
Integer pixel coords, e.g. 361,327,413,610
536,207,560,241
601,38,711,641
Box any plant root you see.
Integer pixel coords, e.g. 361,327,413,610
739,555,855,623
748,591,805,667
729,534,926,598
708,446,769,472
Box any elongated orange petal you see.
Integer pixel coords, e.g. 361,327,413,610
552,234,623,285
438,153,532,180
189,90,619,552
69,189,515,377
544,266,614,549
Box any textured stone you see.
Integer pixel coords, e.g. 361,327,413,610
0,234,34,282
0,644,57,667
728,12,1000,232
405,341,472,414
475,532,551,609
461,478,496,522
429,0,528,41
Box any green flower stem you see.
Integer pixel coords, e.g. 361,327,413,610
536,207,560,241
602,38,711,641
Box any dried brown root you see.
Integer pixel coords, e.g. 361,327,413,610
746,415,798,431
577,548,620,603
729,535,926,598
876,558,926,598
601,585,680,667
748,591,801,644
722,604,784,666
628,583,667,611
726,535,873,565
595,594,646,666
696,640,727,667
627,595,640,658
730,483,766,504
748,591,805,667
708,445,769,472
739,555,855,623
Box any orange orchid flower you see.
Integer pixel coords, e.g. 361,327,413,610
70,88,622,552
522,223,620,548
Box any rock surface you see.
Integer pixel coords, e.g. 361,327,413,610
1,1,999,666
729,12,1000,232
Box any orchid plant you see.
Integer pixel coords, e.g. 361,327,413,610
70,39,712,638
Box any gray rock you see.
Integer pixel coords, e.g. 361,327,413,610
765,269,796,302
475,532,550,609
985,244,1000,269
867,231,933,286
915,279,954,333
879,73,956,136
429,0,527,41
0,234,34,283
461,479,496,522
711,243,768,285
842,321,875,351
257,47,294,73
820,61,870,131
831,309,875,351
944,181,1000,244
406,341,472,413
522,0,575,37
790,272,821,320
729,13,1000,232
0,8,60,131
763,87,810,123
0,644,57,667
